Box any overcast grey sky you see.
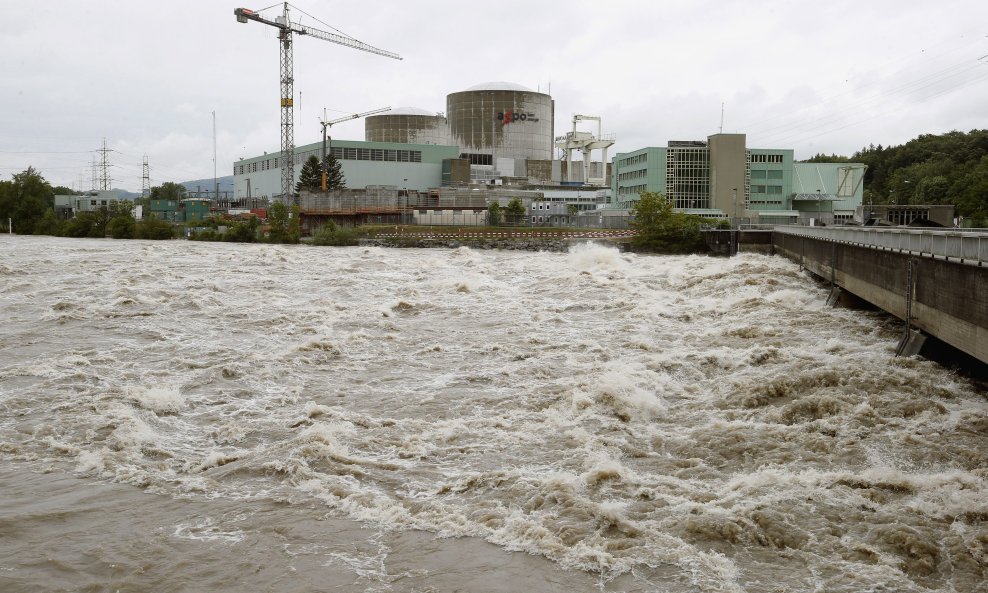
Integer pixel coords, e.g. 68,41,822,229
2,0,987,191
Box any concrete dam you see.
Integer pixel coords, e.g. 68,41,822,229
769,226,987,365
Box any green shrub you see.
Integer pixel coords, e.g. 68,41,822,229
311,222,359,246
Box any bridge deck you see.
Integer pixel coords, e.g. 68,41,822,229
775,226,988,266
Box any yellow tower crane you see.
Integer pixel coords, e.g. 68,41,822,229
234,3,401,203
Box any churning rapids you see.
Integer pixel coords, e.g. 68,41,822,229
1,235,986,593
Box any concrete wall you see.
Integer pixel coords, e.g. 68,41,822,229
708,134,747,217
773,232,988,364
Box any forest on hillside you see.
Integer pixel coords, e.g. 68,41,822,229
803,129,988,225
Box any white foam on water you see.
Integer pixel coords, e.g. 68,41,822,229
126,385,185,414
2,236,986,593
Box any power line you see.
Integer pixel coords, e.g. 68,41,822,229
0,150,94,154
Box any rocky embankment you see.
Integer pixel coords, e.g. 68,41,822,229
360,237,567,251
361,236,626,252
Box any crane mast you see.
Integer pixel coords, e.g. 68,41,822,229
234,3,401,203
320,107,391,190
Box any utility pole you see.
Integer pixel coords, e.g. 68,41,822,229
97,138,112,191
90,155,98,192
213,110,218,203
142,154,151,199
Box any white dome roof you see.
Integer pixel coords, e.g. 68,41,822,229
463,81,535,92
377,107,437,116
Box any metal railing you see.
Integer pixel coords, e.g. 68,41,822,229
775,225,988,265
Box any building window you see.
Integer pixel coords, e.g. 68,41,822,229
751,170,766,179
837,167,855,196
767,170,783,180
767,185,783,194
461,153,493,166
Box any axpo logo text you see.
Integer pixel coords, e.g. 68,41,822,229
496,110,539,126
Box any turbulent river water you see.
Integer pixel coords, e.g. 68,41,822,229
1,234,986,593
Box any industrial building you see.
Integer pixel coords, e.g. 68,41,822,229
233,139,460,199
53,190,141,220
233,82,612,201
611,134,866,225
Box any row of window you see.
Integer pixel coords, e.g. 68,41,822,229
619,153,647,167
751,185,783,194
235,148,424,175
618,184,647,196
329,147,422,163
460,153,493,166
751,169,783,180
750,154,784,163
618,169,647,182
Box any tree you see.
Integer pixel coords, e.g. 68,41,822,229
268,201,302,244
34,208,62,236
107,201,136,239
487,202,503,226
150,182,185,202
64,211,99,238
0,167,54,234
323,153,345,190
289,204,301,242
136,215,175,240
851,129,988,215
802,153,851,163
225,215,259,242
268,200,289,242
296,155,322,194
90,207,111,238
630,192,707,254
504,198,526,225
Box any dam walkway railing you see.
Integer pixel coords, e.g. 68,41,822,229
774,226,988,266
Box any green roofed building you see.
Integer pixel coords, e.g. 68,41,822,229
233,139,461,201
612,133,865,225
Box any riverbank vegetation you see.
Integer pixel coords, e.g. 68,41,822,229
629,192,709,254
805,129,988,226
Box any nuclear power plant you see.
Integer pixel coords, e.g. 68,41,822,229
233,81,613,200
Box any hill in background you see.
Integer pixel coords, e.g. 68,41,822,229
180,175,234,194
